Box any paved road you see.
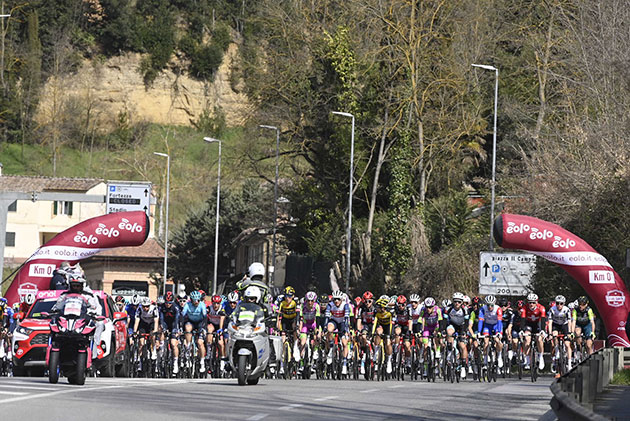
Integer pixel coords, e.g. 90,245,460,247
0,376,553,420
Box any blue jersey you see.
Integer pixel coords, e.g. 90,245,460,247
222,301,237,318
182,301,207,323
478,305,503,333
325,301,350,324
160,303,181,330
125,304,139,324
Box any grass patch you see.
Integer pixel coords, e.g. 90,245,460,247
611,369,630,385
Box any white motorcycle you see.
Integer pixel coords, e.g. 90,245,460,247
227,306,274,385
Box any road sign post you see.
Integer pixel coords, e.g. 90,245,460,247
479,252,537,296
106,182,151,215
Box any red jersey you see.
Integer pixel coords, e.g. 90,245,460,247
520,303,546,323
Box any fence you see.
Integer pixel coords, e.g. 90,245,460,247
550,347,628,420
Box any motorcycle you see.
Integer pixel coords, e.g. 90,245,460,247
46,294,101,385
227,306,275,385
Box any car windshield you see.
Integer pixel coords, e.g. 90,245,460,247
27,297,107,319
27,300,56,319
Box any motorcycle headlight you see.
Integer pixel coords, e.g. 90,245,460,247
16,326,33,336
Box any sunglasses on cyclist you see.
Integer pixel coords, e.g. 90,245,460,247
333,298,342,302
366,299,373,303
453,300,462,304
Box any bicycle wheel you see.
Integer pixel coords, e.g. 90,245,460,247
530,346,538,383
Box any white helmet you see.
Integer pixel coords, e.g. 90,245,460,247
332,290,344,300
140,296,151,306
227,291,239,302
24,293,36,305
463,295,471,304
442,299,452,308
527,293,539,302
388,296,397,307
244,286,261,302
567,301,576,310
453,292,465,301
555,295,566,304
305,291,317,301
424,297,436,307
248,262,265,278
379,294,390,302
131,294,140,306
177,291,187,299
409,294,421,303
485,295,496,305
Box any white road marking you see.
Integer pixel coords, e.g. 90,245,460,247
247,414,269,420
278,403,304,410
360,388,379,393
0,384,57,391
388,384,404,389
0,390,29,395
314,395,337,401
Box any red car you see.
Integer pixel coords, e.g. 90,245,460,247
12,290,129,377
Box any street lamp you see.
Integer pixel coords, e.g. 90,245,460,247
153,152,170,296
204,137,222,295
259,124,280,287
331,111,355,294
472,63,499,251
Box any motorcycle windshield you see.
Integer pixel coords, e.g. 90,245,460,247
236,311,256,326
62,295,88,318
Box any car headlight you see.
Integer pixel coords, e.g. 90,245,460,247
16,326,33,336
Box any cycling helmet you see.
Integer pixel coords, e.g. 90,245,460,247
244,286,261,302
0,297,7,306
305,291,317,301
452,292,465,301
198,290,206,300
227,291,239,302
375,298,388,308
555,295,566,304
409,294,421,303
363,291,374,301
442,299,452,308
463,295,471,305
165,291,175,302
284,286,296,296
131,294,140,306
379,294,390,302
397,295,408,305
472,296,481,306
485,295,496,305
248,262,265,278
424,297,436,307
157,295,165,305
577,295,589,305
140,296,151,306
568,301,576,310
332,290,344,300
527,293,538,302
114,295,125,304
388,296,397,307
497,297,508,307
320,294,330,303
177,291,187,299
212,294,222,304
24,293,36,306
190,291,202,302
13,302,20,311
354,296,362,306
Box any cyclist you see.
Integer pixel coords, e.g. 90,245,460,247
477,295,504,370
325,290,351,374
408,294,424,335
393,295,412,369
510,300,525,365
223,291,240,319
133,296,160,368
159,291,181,374
467,296,482,374
182,290,208,373
520,293,546,371
126,294,141,337
421,297,444,363
572,295,596,356
444,292,469,378
373,297,394,374
356,291,376,374
498,298,514,362
207,294,227,373
278,286,298,370
548,294,573,373
297,291,320,370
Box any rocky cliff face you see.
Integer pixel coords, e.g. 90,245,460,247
35,44,251,130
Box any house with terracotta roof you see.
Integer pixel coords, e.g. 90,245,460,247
1,172,165,299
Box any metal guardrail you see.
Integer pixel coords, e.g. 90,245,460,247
550,347,627,420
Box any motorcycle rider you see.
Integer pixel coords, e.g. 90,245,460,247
236,263,270,314
231,286,266,329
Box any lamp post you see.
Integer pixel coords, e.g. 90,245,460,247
259,124,280,287
204,137,222,295
331,111,355,294
153,152,170,296
472,63,499,251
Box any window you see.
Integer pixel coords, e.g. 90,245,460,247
53,201,73,216
5,232,15,247
8,200,17,212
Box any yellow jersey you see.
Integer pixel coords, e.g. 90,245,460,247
279,299,298,320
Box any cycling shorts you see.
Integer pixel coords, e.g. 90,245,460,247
524,321,543,334
422,324,438,337
281,318,296,332
301,320,317,334
552,323,570,336
137,320,154,334
411,323,422,335
328,319,348,334
395,324,410,337
575,323,592,337
185,320,207,339
481,323,501,336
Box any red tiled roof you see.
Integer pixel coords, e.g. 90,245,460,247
0,175,103,192
92,237,164,259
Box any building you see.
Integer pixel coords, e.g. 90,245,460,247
1,173,165,299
